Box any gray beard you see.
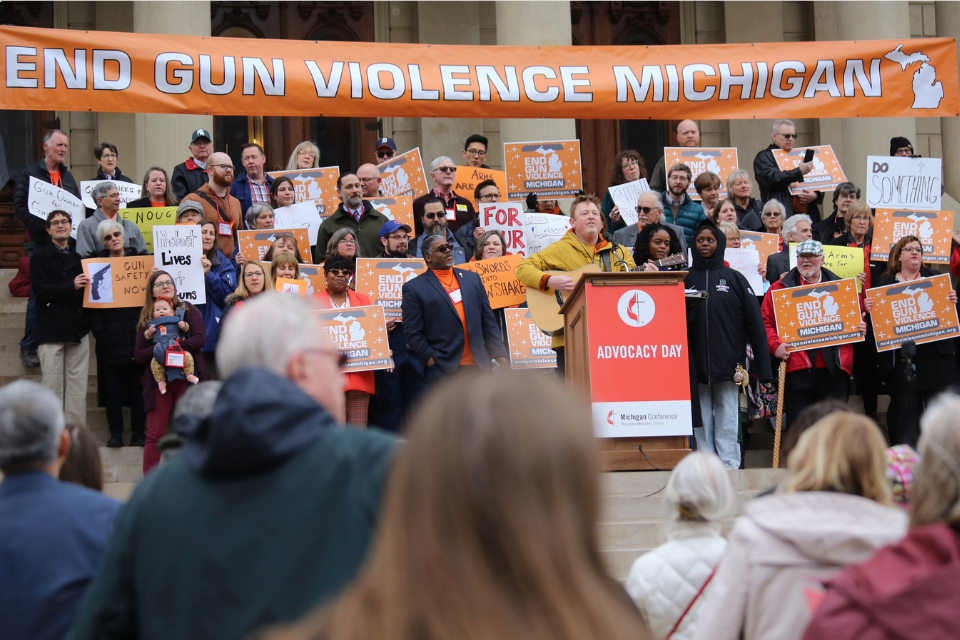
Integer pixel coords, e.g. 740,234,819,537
346,196,363,209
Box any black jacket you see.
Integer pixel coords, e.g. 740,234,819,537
685,220,772,385
95,166,135,184
753,144,823,221
88,248,146,365
766,249,790,284
14,158,81,246
171,158,208,201
734,198,765,232
126,196,166,209
31,238,89,344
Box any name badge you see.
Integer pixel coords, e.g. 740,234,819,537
445,208,457,221
165,351,185,368
159,325,167,336
218,221,232,236
456,203,467,211
449,288,462,305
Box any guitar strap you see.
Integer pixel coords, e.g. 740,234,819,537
599,248,612,272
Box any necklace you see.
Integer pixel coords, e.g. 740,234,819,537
899,271,922,282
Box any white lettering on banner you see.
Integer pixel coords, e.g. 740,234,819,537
27,176,84,237
152,225,206,304
866,156,942,211
595,344,683,359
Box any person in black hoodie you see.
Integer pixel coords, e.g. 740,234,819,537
685,220,772,469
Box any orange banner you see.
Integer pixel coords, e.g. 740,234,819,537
870,208,954,263
772,278,864,351
368,196,416,236
237,228,311,264
354,257,428,318
504,308,557,369
82,256,153,308
315,305,392,372
504,140,582,198
454,166,507,204
2,26,956,119
867,274,960,352
266,167,340,216
772,145,846,194
298,263,326,295
663,148,739,200
275,277,307,297
457,254,526,309
376,148,427,198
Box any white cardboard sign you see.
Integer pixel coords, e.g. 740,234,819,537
27,177,85,237
273,201,323,247
724,247,764,295
524,212,572,254
480,202,528,257
866,156,942,211
152,225,206,305
608,178,651,226
79,180,142,210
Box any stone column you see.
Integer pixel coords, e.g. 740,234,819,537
133,2,213,185
936,1,960,203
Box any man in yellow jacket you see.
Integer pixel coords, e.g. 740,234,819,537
516,194,635,376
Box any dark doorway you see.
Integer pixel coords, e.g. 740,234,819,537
311,117,358,172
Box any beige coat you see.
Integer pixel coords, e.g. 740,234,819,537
692,491,907,640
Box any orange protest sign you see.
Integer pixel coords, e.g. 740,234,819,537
275,277,307,297
457,254,526,309
368,196,416,235
377,148,427,198
298,263,326,295
503,140,582,199
739,231,781,269
2,26,955,119
354,257,428,318
772,278,864,351
237,229,312,264
867,274,959,352
315,305,392,372
266,167,340,216
82,256,153,308
870,208,954,263
772,145,846,194
454,166,507,203
663,148,739,200
504,308,557,369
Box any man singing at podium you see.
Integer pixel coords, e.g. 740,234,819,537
516,194,635,376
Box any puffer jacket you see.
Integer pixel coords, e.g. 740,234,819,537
197,249,236,354
13,157,81,246
661,191,707,245
626,521,727,640
734,198,765,232
692,492,907,640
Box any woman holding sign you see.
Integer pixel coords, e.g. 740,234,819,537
601,150,646,232
198,220,237,378
865,236,958,448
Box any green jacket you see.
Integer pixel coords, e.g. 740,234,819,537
314,201,388,262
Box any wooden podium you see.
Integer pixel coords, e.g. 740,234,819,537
559,271,692,471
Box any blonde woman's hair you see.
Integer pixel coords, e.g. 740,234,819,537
911,393,960,527
235,258,273,299
666,452,733,522
843,200,874,230
285,141,320,170
270,252,300,281
717,221,740,243
785,413,893,505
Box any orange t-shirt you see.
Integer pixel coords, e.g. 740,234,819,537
434,268,475,366
150,200,166,208
48,169,61,188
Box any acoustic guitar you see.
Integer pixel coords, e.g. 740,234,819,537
525,253,687,335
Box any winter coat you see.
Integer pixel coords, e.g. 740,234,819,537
410,228,468,265
13,157,81,246
134,302,207,412
314,201,389,263
692,492,907,640
125,196,171,209
515,229,636,349
180,184,243,258
661,191,708,245
753,144,823,221
171,157,208,200
65,368,397,640
766,249,791,284
626,521,727,640
685,221,772,385
734,198,765,232
197,249,236,354
95,166,135,184
76,208,148,258
31,238,89,344
230,171,274,223
813,211,846,243
760,267,856,376
88,247,147,364
412,190,474,236
801,523,960,640
600,189,627,232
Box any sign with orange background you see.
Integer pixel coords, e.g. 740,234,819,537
772,145,846,194
739,231,781,269
377,148,427,198
275,277,307,297
2,27,955,119
772,278,863,351
454,166,507,203
82,256,153,308
298,263,326,295
354,257,428,318
267,167,340,216
315,305,392,372
368,196,416,235
663,148,739,200
867,274,960,352
237,228,311,264
504,140,582,199
504,308,557,369
457,254,526,309
870,208,954,263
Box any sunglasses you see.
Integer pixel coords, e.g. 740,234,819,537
778,133,797,139
434,166,456,173
103,231,123,240
376,150,395,158
423,212,443,220
326,268,353,276
432,244,452,253
635,206,660,214
763,211,781,217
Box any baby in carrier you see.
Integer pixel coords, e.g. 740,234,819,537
145,296,199,394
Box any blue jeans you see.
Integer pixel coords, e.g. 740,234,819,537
696,381,741,469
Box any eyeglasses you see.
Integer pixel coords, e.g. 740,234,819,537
103,231,123,240
99,153,117,159
338,238,356,245
423,212,443,220
621,159,639,168
245,270,264,278
901,246,923,254
635,206,661,214
432,244,452,253
478,193,501,201
385,234,409,241
763,211,782,217
211,164,234,170
777,133,797,139
464,149,487,157
298,151,317,158
301,347,349,370
49,219,72,227
797,254,821,260
325,268,353,277
434,166,456,174
359,177,379,183
153,279,175,288
376,150,395,159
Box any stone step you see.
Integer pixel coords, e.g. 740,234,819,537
0,269,18,298
101,446,144,485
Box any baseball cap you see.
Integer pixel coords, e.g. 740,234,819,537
796,239,824,256
376,137,397,152
380,219,412,237
177,200,204,220
191,128,212,143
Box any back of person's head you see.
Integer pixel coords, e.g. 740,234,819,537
0,381,65,472
166,381,224,460
778,399,855,467
886,445,919,509
785,413,892,505
58,424,103,491
264,371,649,640
666,452,733,522
910,394,960,527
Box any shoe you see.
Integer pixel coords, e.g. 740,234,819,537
129,432,146,447
106,437,124,448
20,349,40,368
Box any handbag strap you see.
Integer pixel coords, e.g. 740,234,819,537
666,567,717,640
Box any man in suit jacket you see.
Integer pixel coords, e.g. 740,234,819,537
613,191,688,259
402,234,508,385
765,213,813,284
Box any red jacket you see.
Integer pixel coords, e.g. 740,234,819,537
802,523,960,640
8,255,30,297
951,244,960,277
312,289,375,395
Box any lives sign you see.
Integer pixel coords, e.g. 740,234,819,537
354,257,428,318
867,274,960,352
772,278,863,351
316,305,392,372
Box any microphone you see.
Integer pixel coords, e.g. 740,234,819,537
602,232,629,270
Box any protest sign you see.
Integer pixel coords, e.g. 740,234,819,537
739,231,781,269
479,202,527,257
663,147,739,200
772,145,846,194
789,243,866,291
524,212,572,254
79,180,141,210
724,248,764,294
82,256,153,308
866,156,942,211
870,208,953,263
298,263,326,295
867,274,960,352
772,278,863,351
27,177,85,237
316,305,392,372
354,257,428,318
266,166,340,215
368,196,416,234
152,225,205,304
275,277,307,297
237,228,311,263
504,308,557,369
608,178,651,226
504,140,582,199
273,201,322,246
454,166,507,203
457,254,526,309
377,148,427,198
119,206,177,253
